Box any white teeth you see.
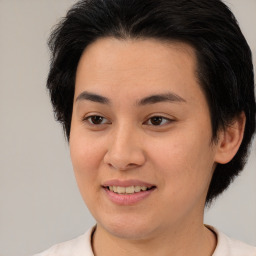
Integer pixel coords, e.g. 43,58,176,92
117,186,126,194
108,185,152,194
134,186,141,192
125,186,135,194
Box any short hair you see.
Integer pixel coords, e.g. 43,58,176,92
47,0,255,205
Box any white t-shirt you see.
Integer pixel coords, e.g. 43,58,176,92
33,226,256,256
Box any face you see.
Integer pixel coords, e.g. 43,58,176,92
70,38,219,240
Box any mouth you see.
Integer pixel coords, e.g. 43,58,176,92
102,180,156,205
104,185,156,195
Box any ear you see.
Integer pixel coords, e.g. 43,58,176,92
214,112,246,164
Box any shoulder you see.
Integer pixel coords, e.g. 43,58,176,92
208,225,256,256
32,226,95,256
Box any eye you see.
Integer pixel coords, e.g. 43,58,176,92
145,116,172,126
84,115,110,125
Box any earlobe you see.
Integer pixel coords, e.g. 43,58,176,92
214,112,246,164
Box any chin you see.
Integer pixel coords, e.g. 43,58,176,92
98,214,158,240
106,225,154,240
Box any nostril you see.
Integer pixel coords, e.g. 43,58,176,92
103,143,146,170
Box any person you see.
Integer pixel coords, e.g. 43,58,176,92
33,0,256,255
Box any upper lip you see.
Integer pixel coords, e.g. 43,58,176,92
102,179,156,188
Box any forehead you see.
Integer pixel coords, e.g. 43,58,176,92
75,37,203,104
76,37,198,77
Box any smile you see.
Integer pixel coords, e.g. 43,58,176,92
102,180,156,205
107,185,154,194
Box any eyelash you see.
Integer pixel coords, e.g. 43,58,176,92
143,116,173,126
83,115,173,127
83,115,110,125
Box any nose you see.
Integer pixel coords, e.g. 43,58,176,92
103,124,146,171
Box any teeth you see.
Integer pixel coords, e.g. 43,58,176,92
108,185,152,194
117,186,126,194
125,186,135,194
134,186,141,192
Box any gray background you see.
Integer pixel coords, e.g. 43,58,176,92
0,1,255,255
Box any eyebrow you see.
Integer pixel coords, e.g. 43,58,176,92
75,91,186,105
76,91,110,104
137,93,186,106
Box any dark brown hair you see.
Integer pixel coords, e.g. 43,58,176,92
47,0,255,204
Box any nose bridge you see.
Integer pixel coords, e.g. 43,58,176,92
104,121,145,170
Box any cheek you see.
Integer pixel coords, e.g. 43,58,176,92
150,129,215,197
69,131,108,213
69,131,106,185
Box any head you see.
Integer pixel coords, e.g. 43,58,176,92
47,0,255,209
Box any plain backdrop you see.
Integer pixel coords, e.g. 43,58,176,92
0,0,255,255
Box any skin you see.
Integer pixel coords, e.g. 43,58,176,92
69,38,245,256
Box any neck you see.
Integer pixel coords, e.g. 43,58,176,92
92,220,216,256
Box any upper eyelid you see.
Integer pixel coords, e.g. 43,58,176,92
145,114,175,121
82,113,109,120
84,115,110,123
144,116,173,124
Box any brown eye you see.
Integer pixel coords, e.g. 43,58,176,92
145,116,172,126
86,115,108,125
150,116,163,125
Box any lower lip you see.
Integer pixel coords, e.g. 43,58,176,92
103,187,155,206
